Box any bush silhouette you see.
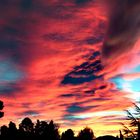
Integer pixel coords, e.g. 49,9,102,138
20,117,34,133
77,127,94,140
61,129,75,140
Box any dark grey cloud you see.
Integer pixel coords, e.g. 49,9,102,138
0,83,22,97
43,33,71,42
61,51,103,85
63,103,99,121
43,32,103,46
66,103,96,113
61,61,103,85
20,0,33,11
0,40,20,53
0,39,24,64
62,75,100,85
84,89,96,94
75,0,93,5
85,35,103,45
59,93,80,98
102,0,140,62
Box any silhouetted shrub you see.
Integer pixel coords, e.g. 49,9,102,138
77,127,94,140
61,129,75,140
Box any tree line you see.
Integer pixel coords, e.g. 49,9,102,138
0,100,139,140
0,117,121,140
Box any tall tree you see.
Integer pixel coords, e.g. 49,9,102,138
34,120,60,140
34,120,49,137
8,121,18,140
1,125,8,137
122,102,140,139
47,120,60,140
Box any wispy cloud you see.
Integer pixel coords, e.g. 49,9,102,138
0,0,136,136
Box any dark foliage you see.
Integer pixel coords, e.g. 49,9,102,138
0,118,60,140
61,129,75,140
0,100,4,118
0,117,123,140
122,102,140,140
77,127,94,140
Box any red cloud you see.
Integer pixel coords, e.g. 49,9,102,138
0,0,135,137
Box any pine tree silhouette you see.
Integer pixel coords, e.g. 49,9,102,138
122,102,140,139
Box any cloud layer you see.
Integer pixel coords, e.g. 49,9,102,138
102,0,140,64
0,0,138,136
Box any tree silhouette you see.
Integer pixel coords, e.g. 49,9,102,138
77,127,94,140
35,120,49,138
61,129,75,140
19,117,34,133
8,121,18,138
19,117,34,139
35,120,43,136
122,102,140,139
34,119,60,140
1,125,8,138
0,100,4,118
121,123,136,138
119,130,124,140
47,120,60,140
0,116,124,140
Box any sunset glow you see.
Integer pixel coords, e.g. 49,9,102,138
0,0,140,137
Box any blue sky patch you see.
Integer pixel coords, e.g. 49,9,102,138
0,60,25,82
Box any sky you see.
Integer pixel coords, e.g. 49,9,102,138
0,0,140,137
